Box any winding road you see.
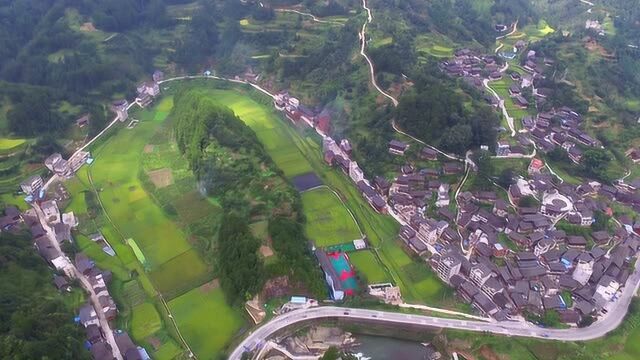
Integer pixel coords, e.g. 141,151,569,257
275,8,342,24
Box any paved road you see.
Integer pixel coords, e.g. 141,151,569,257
229,257,640,359
33,205,124,360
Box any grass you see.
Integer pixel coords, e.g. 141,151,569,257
130,302,162,340
168,285,244,359
301,187,362,247
0,138,26,150
349,250,391,284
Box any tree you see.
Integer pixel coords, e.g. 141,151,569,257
0,231,89,359
475,150,494,178
548,147,570,163
497,168,515,188
320,347,358,360
519,195,538,208
582,149,612,182
218,213,264,304
541,309,562,328
441,124,472,154
591,210,610,232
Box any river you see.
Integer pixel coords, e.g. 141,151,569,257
351,334,428,359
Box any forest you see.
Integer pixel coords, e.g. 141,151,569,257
171,89,325,303
394,62,500,154
0,231,88,359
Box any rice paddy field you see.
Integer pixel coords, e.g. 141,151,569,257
168,285,244,359
415,34,456,60
301,187,362,247
348,250,392,284
63,95,244,359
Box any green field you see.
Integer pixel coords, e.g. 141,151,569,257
87,97,210,295
301,187,362,247
130,302,162,340
168,285,244,359
349,250,391,284
0,138,25,150
63,95,251,358
204,90,313,178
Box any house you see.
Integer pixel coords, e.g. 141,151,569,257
567,235,587,249
443,162,463,175
437,254,461,283
135,93,153,108
76,114,90,128
626,148,640,163
79,303,99,328
572,259,593,285
69,150,90,173
493,199,509,217
357,181,387,213
348,161,364,183
514,95,529,108
315,249,345,300
469,264,493,287
45,153,71,178
459,281,480,302
41,200,60,224
420,147,438,160
593,276,620,309
509,84,521,96
152,70,164,83
86,324,103,344
91,341,115,360
490,71,502,80
496,141,511,156
316,109,331,135
20,175,43,195
324,150,335,166
111,99,129,122
592,231,610,244
114,331,141,360
388,140,409,155
473,292,498,316
436,183,450,208
528,158,544,175
76,253,95,275
53,275,71,292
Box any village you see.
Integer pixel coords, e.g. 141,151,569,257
0,72,167,360
3,52,640,360
268,44,640,327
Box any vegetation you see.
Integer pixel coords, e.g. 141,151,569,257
0,231,88,359
394,61,500,154
301,187,362,247
268,216,326,298
171,87,326,301
217,213,264,304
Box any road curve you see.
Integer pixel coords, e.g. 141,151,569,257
230,256,640,359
